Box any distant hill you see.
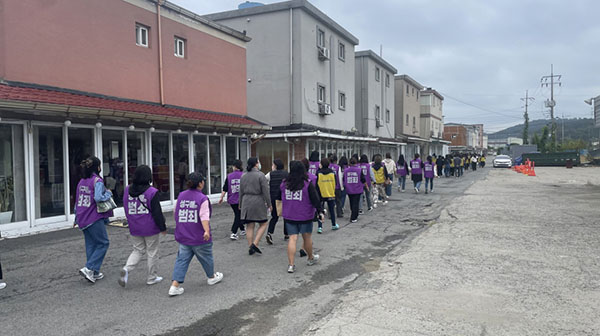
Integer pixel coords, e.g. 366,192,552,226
489,118,598,142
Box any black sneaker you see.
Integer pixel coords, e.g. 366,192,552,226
284,235,289,241
299,249,307,257
251,244,262,254
359,210,364,215
249,247,255,255
266,233,273,245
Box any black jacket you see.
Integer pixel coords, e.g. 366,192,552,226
269,169,289,200
129,184,167,232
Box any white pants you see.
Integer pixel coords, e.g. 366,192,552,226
124,234,161,281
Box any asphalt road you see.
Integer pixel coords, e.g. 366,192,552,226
304,166,600,335
0,167,486,336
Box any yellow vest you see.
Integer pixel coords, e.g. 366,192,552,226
317,172,336,198
372,167,386,184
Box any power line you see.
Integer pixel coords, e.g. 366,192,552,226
440,91,523,120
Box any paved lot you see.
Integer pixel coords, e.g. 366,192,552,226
304,166,600,336
0,167,485,336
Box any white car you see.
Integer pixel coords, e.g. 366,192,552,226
493,155,512,168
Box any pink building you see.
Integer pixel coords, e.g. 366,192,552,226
0,0,269,237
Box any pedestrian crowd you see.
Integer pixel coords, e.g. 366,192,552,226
0,151,485,295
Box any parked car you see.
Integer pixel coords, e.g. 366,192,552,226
493,155,512,168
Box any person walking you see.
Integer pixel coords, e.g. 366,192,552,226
265,159,288,244
424,156,435,194
436,154,444,179
338,156,349,214
410,154,424,193
471,155,478,171
308,151,320,176
0,259,5,290
168,172,223,296
358,154,374,213
383,153,396,197
316,158,339,233
343,157,367,223
218,160,245,241
480,155,486,168
453,155,461,178
281,161,323,273
74,156,113,284
396,154,408,192
239,157,271,255
328,155,344,219
371,154,389,204
119,165,167,287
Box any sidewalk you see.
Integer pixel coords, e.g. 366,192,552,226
304,166,600,335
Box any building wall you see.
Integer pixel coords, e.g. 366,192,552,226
207,10,292,126
420,93,444,139
355,56,395,138
0,0,247,115
394,77,421,138
297,11,355,131
443,125,467,146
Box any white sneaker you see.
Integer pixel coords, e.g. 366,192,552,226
94,272,104,280
430,189,434,193
287,265,296,273
79,267,95,283
169,285,184,296
207,272,224,285
239,230,246,236
383,200,388,205
0,282,6,290
147,276,163,285
118,268,128,287
230,233,238,240
401,189,405,193
307,254,320,266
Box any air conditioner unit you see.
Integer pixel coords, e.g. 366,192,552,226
430,130,435,137
318,47,330,61
376,118,383,128
318,103,332,115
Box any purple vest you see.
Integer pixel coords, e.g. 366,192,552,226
227,171,243,205
410,159,423,175
424,162,435,178
308,161,319,176
397,162,407,176
308,172,317,187
174,189,212,246
75,175,110,229
124,185,159,236
281,180,314,221
330,163,341,190
344,165,364,195
359,163,372,186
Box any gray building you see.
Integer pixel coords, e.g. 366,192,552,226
354,50,402,158
206,0,377,168
394,74,427,158
419,88,448,155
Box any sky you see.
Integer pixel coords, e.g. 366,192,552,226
174,0,600,133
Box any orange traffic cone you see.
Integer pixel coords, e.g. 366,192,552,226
528,161,536,176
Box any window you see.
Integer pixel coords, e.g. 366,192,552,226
385,74,390,87
174,37,185,58
375,105,381,120
406,114,409,125
339,92,346,110
413,116,416,126
317,28,325,48
386,109,390,123
136,24,149,47
317,84,326,103
417,91,419,100
338,42,345,61
375,67,380,81
412,88,415,96
406,84,409,96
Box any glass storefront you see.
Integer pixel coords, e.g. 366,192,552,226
0,124,27,224
193,135,209,194
225,137,237,174
33,126,65,219
102,130,125,207
152,133,170,201
272,140,289,170
208,136,222,194
172,134,189,198
68,128,95,213
127,131,147,185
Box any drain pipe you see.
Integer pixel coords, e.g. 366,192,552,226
157,0,165,105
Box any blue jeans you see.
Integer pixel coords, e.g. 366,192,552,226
340,190,347,209
398,175,406,190
359,186,373,210
317,199,336,228
414,180,422,190
172,243,214,283
385,177,393,196
425,177,434,190
82,218,110,272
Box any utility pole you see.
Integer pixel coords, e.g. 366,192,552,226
521,90,534,145
541,64,562,151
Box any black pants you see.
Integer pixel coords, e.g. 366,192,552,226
230,203,243,234
334,189,343,217
0,260,3,280
348,193,361,221
268,199,287,235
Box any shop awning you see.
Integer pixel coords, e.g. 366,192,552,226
0,82,270,131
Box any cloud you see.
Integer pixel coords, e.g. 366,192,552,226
176,0,600,133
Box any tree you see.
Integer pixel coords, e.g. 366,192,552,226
539,126,549,153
